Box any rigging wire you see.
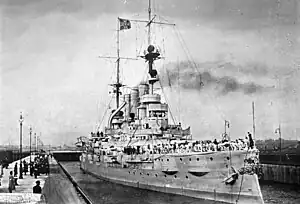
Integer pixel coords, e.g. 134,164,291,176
177,57,181,123
135,21,138,57
159,20,166,62
158,77,177,124
97,97,113,131
126,127,139,147
229,146,234,203
235,149,250,204
173,26,202,85
137,27,148,57
164,65,172,88
94,61,115,132
172,25,227,122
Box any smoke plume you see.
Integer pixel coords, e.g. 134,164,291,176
160,61,265,95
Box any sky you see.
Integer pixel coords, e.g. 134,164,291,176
1,0,300,146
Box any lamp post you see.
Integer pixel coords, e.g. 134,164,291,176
19,112,24,179
34,133,37,153
29,126,32,163
275,125,282,163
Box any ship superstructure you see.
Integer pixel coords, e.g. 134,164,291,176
80,1,264,203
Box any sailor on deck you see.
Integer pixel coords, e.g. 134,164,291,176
247,132,254,149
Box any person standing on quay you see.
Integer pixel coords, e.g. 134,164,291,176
23,160,28,175
30,161,34,176
14,163,18,177
8,171,15,193
33,180,42,194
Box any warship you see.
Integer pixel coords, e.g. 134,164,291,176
79,1,264,203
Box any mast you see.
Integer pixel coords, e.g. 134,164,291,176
148,0,151,45
252,101,256,141
116,19,121,108
34,132,37,152
147,0,154,94
148,0,154,168
279,123,282,161
137,0,174,95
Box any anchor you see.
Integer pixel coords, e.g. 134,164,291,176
223,166,239,185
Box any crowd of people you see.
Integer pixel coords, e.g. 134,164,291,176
31,154,50,178
120,132,255,155
5,153,49,193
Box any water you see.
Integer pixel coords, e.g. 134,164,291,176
61,162,300,204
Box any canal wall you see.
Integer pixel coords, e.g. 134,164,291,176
42,158,83,204
0,150,31,163
260,164,300,185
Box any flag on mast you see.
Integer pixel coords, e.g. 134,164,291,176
275,127,281,134
119,18,131,30
225,120,230,128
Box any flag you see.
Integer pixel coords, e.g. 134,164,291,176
119,18,131,30
225,120,230,128
275,127,281,134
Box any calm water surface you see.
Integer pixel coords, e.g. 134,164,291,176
61,162,300,204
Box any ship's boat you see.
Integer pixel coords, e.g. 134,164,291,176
79,1,264,203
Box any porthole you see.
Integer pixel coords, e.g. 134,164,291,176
174,175,177,178
180,158,182,161
226,157,230,160
147,173,150,176
186,176,188,179
155,174,158,177
140,172,142,175
197,158,199,161
164,175,167,177
129,171,130,174
226,164,228,168
167,159,169,161
162,159,163,162
189,158,191,161
210,157,213,161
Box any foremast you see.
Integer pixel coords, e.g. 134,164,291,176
99,17,135,130
115,19,121,108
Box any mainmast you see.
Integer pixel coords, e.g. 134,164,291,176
144,0,175,94
145,0,159,94
148,0,151,45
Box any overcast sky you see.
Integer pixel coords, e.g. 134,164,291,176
1,0,300,146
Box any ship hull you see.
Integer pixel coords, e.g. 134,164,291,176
80,151,264,204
